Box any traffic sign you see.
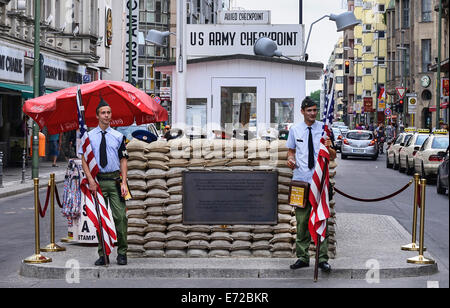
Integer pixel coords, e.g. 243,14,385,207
154,96,161,104
396,87,406,98
384,108,392,117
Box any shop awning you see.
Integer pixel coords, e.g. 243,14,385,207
0,82,56,99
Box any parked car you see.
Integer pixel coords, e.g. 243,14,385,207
332,127,344,152
436,147,448,194
398,129,430,174
115,123,159,143
436,147,449,194
413,131,449,179
386,131,414,169
341,130,378,160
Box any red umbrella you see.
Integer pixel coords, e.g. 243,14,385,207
23,80,168,134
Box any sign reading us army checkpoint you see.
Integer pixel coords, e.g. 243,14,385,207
182,171,278,225
187,24,304,59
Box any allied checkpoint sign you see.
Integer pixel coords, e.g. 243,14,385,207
186,24,304,59
183,171,278,225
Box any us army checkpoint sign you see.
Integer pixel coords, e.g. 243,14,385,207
187,24,304,59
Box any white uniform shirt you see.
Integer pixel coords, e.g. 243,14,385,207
286,121,323,183
78,126,125,173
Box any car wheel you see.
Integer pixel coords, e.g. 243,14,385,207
406,158,413,175
399,159,405,173
341,154,347,159
372,154,378,160
386,155,392,168
437,171,446,194
393,155,399,170
421,163,427,180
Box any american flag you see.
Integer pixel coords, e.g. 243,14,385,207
76,87,117,256
308,75,335,246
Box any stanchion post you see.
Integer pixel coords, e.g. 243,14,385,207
41,174,66,252
407,178,435,265
23,178,52,264
401,173,426,251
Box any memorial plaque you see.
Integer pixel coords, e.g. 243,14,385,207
183,171,278,225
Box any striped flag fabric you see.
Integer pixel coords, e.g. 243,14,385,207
308,75,335,246
76,87,117,256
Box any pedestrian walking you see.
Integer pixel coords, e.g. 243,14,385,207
49,133,62,167
286,97,336,273
79,98,129,266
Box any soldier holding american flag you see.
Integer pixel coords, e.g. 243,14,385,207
286,96,336,273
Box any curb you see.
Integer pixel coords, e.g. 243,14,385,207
0,174,65,199
19,257,438,280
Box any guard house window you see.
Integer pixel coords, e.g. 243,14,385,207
186,98,207,130
422,0,432,22
270,99,294,131
422,39,432,72
221,87,257,131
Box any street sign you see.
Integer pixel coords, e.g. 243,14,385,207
154,96,161,104
384,108,392,117
396,87,406,98
408,96,417,114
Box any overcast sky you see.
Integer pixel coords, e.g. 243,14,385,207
233,0,347,95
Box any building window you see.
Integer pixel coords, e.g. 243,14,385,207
221,87,257,131
421,39,432,72
270,99,294,131
404,44,410,75
422,0,432,22
364,68,372,75
402,0,410,28
335,76,344,84
363,46,372,53
186,98,207,130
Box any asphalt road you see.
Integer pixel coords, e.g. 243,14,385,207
333,152,449,273
0,153,448,289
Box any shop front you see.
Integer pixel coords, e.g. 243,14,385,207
155,54,323,138
1,41,89,166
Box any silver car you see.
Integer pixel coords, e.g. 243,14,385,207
341,130,378,160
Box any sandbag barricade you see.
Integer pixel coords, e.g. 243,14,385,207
125,138,338,258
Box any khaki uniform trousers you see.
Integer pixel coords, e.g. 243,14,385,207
294,199,329,264
97,173,128,257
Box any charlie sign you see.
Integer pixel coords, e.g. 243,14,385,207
187,24,304,59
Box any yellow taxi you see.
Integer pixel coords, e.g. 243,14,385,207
413,130,449,178
398,129,431,175
386,129,415,169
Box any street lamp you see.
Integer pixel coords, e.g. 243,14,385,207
302,11,360,61
146,0,187,130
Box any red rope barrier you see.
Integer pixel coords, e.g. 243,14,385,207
38,184,51,218
334,180,413,203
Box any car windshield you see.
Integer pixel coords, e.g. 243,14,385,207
115,125,148,141
415,135,428,146
346,132,373,140
431,137,449,149
332,129,341,136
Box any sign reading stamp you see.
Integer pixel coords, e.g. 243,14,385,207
182,171,278,225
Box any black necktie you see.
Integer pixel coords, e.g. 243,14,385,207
307,127,314,169
100,131,108,168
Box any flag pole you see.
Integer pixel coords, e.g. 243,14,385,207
77,87,109,266
313,73,334,282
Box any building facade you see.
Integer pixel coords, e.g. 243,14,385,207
386,0,449,130
0,0,117,166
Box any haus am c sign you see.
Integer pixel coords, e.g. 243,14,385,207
187,24,304,59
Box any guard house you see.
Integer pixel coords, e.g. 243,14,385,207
155,54,323,138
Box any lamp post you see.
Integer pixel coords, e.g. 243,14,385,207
146,0,186,130
344,46,359,128
32,0,41,179
435,0,442,128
